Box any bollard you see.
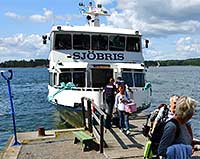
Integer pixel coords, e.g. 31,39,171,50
38,127,45,136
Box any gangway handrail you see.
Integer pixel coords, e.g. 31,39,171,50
81,97,105,153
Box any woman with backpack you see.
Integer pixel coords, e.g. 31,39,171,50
151,95,179,134
158,96,198,158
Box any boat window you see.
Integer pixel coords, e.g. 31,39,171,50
126,37,140,52
54,73,57,85
49,73,53,86
73,34,90,50
49,73,57,86
59,73,71,85
92,69,113,88
109,35,125,51
134,73,145,87
92,35,108,50
122,72,133,87
73,72,85,87
55,34,72,50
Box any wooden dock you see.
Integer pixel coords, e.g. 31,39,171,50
1,112,200,159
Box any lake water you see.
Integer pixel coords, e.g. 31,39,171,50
0,66,200,151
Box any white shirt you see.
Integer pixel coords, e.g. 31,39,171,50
114,93,129,111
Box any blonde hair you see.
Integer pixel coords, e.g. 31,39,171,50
175,96,198,119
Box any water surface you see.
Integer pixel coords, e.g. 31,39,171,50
0,66,200,151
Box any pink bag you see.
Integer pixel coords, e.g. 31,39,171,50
125,102,137,113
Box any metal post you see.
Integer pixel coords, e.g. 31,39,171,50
87,100,92,133
1,70,20,146
99,114,104,153
81,97,86,129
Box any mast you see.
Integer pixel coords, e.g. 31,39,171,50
79,1,110,27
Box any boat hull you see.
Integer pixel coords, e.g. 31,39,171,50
54,104,84,128
48,85,152,127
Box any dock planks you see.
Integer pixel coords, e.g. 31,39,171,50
1,113,200,159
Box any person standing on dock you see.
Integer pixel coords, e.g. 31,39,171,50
115,76,133,95
151,95,179,134
104,77,116,129
114,85,130,135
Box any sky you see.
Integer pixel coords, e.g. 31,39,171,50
1,0,200,62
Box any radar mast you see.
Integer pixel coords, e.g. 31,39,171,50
79,1,110,27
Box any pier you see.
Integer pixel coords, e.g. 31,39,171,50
1,98,200,159
1,112,200,159
0,113,148,159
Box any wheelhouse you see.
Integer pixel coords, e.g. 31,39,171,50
53,32,141,52
48,26,146,90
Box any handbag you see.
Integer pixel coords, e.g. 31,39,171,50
124,102,137,113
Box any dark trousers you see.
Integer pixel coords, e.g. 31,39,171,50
105,96,115,129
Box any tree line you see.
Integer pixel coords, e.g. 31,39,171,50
145,58,200,67
0,58,200,68
0,59,48,68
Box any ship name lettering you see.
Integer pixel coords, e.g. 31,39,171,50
72,51,124,61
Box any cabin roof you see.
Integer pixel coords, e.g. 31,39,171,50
51,25,141,36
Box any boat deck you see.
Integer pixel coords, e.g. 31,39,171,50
1,113,200,159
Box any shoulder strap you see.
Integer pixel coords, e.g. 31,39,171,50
168,118,180,139
162,105,169,121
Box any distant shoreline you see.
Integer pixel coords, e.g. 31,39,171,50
1,58,200,67
0,59,48,68
145,58,200,67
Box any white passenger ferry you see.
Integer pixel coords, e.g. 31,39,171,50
42,2,152,127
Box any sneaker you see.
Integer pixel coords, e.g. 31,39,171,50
120,128,124,133
126,130,130,135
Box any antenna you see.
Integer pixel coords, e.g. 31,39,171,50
79,1,110,27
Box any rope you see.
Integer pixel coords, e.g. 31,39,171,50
144,82,152,96
48,82,76,102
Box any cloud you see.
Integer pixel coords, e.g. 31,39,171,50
94,0,114,5
29,8,53,23
143,49,163,61
5,12,24,20
176,37,200,59
0,34,49,62
5,8,81,25
105,0,200,37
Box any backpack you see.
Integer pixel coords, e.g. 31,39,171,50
149,104,169,123
142,104,168,137
151,118,180,155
